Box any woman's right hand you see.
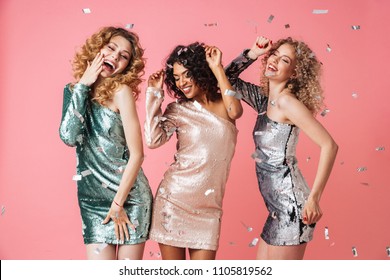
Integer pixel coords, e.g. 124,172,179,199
79,52,104,87
148,69,165,89
247,36,273,60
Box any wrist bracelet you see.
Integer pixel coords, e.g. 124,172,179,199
114,200,123,208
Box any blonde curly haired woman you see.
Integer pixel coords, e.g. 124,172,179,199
59,26,152,260
225,36,338,260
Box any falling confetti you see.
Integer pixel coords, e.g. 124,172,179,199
330,242,336,247
386,246,390,257
352,92,359,98
254,131,263,136
324,227,330,239
312,9,329,14
375,146,385,151
204,23,218,27
320,109,330,117
284,24,290,29
271,211,278,219
81,170,92,177
352,246,358,257
193,100,202,110
224,89,243,100
351,25,361,30
72,174,82,181
357,166,367,172
1,205,5,216
249,238,259,247
251,151,262,163
125,23,134,29
267,15,274,23
360,182,370,186
205,189,215,196
241,221,253,232
326,44,332,52
82,8,91,14
94,243,108,254
132,219,139,228
72,109,85,123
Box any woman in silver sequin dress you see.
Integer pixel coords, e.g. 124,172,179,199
144,43,243,260
225,37,338,259
59,27,152,259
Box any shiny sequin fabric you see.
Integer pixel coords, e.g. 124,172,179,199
225,52,315,246
144,87,238,250
59,83,153,245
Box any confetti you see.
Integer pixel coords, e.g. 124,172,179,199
267,15,274,23
326,44,332,52
94,243,108,254
271,211,278,219
249,238,259,247
357,166,367,172
324,227,330,239
241,221,253,232
251,151,262,163
386,246,390,257
284,24,290,29
1,205,5,216
204,23,218,27
360,182,370,186
81,169,92,177
101,182,108,188
132,219,139,228
193,100,202,110
229,241,237,246
351,25,361,30
320,109,330,117
224,89,242,100
72,109,85,123
254,131,263,136
330,242,336,247
375,146,385,151
312,9,329,14
72,174,82,181
82,8,91,14
177,47,187,56
205,189,215,196
125,23,134,29
352,246,358,257
352,92,359,98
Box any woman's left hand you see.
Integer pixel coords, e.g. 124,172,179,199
205,45,222,70
302,198,323,225
102,202,135,243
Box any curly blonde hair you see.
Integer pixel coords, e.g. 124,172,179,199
260,37,324,114
72,26,145,103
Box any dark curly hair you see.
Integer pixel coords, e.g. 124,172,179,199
164,42,221,102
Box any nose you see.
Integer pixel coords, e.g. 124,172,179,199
111,51,119,61
177,76,187,87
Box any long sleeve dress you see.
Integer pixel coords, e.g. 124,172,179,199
59,83,153,245
225,51,315,246
144,87,238,250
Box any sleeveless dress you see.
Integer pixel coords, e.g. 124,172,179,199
144,87,238,250
59,83,153,245
225,52,315,246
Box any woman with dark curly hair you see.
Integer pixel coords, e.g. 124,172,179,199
59,26,152,259
225,36,338,259
144,42,243,259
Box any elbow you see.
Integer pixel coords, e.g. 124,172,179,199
59,128,77,147
228,107,243,120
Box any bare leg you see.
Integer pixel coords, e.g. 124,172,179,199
256,238,307,260
189,248,216,260
117,243,146,260
159,243,186,260
86,244,116,260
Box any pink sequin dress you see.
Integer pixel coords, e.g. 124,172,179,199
144,87,238,250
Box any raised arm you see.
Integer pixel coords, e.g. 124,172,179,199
205,45,243,120
144,70,177,149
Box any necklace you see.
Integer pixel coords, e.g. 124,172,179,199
270,99,276,106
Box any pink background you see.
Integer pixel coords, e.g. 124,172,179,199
1,0,389,260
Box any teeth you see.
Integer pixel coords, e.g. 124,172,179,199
104,61,115,70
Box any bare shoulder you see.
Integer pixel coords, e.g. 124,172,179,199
114,84,134,100
278,92,304,111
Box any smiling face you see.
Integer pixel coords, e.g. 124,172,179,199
100,36,132,77
265,43,297,83
173,62,203,99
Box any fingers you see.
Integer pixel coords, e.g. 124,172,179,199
255,36,272,49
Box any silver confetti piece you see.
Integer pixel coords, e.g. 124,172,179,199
72,109,85,123
72,174,82,181
132,219,139,228
241,221,253,232
205,189,215,196
249,237,259,247
251,151,262,163
1,205,5,216
375,146,385,151
82,8,91,14
271,211,278,219
166,63,173,69
324,227,330,239
357,166,367,172
360,182,370,186
312,9,329,14
94,243,108,254
224,89,243,100
386,246,390,257
326,44,332,52
125,23,134,29
352,92,358,98
351,25,361,30
320,109,330,117
177,47,187,56
193,100,202,110
267,15,274,23
285,24,290,29
254,131,263,136
352,246,358,257
204,23,218,27
81,169,92,177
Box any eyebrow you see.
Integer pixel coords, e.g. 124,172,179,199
109,42,131,55
173,69,189,77
274,50,292,61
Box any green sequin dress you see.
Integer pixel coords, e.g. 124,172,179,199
59,83,153,245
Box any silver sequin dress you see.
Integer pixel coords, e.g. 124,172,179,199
225,51,315,246
144,87,238,250
59,83,153,245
